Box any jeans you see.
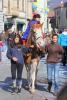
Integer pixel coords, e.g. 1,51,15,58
62,46,67,66
47,63,60,92
11,62,23,88
11,62,23,80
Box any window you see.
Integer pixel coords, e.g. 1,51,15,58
66,9,67,19
58,16,60,25
8,0,10,13
29,0,37,2
22,0,24,12
18,0,24,12
0,0,2,11
13,0,17,9
17,0,19,9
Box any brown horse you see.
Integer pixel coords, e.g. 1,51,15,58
23,23,47,93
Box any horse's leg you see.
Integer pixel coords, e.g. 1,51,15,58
25,63,31,88
35,56,40,86
30,59,38,93
27,63,31,88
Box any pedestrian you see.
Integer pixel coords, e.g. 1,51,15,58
58,28,67,66
7,34,29,93
7,30,16,48
45,34,64,95
0,35,3,62
56,84,67,100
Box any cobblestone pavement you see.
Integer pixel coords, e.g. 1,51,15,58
0,46,67,100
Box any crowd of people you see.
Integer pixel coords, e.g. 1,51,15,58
0,14,67,99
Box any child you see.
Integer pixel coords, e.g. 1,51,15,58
7,34,28,93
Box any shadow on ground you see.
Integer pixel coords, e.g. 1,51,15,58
0,77,48,93
0,77,12,93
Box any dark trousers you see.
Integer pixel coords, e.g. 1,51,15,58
11,62,23,80
62,46,67,66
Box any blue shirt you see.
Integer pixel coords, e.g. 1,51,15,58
22,20,37,40
58,33,67,46
7,45,28,65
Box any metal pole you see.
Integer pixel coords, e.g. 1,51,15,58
61,0,64,29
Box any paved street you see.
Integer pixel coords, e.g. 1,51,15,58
0,0,67,99
0,46,67,100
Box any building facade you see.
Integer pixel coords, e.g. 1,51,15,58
48,0,67,30
0,0,4,33
55,2,67,30
1,0,32,32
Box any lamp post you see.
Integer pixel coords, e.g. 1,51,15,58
61,0,64,8
60,0,64,29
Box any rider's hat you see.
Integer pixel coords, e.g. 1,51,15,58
33,14,41,19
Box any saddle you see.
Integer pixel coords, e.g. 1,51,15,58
22,38,32,64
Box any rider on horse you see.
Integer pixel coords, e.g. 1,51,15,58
21,14,41,46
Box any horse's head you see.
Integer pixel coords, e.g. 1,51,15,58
31,23,43,37
31,23,46,49
32,23,43,29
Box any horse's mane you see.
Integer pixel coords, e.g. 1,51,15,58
26,23,43,47
32,23,43,29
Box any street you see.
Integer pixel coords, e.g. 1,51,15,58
0,49,55,100
0,47,67,100
0,0,67,100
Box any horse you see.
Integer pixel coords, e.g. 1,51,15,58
22,23,47,93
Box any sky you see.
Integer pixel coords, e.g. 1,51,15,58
48,0,67,9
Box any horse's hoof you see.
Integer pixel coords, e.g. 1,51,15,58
29,88,35,94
